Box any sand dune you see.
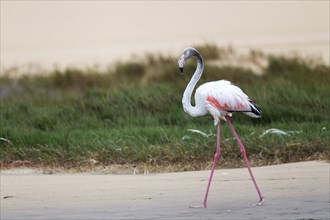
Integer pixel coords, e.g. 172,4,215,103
1,1,329,71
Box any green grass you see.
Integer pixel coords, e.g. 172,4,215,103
1,44,329,172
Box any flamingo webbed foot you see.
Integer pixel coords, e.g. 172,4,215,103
189,203,207,209
256,197,265,206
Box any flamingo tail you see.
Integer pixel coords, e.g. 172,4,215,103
244,100,262,118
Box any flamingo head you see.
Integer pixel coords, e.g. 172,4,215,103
178,54,186,74
178,47,197,74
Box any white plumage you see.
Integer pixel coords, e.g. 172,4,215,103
178,47,261,125
178,47,265,208
196,80,260,125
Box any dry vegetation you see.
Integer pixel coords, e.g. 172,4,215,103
1,44,329,173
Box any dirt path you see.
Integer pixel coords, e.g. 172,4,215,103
1,161,329,219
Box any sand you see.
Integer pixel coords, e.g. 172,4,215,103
1,161,329,219
1,1,329,70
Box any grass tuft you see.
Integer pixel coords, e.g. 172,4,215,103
1,44,329,172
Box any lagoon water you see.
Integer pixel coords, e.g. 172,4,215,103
1,1,329,72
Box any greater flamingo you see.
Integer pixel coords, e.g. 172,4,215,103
178,47,265,208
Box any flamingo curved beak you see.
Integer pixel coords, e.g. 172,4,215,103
178,55,186,74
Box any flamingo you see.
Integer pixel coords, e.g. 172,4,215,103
178,47,265,208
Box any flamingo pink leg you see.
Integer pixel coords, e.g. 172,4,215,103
190,120,221,208
225,115,265,205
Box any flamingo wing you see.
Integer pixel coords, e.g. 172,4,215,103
195,80,261,124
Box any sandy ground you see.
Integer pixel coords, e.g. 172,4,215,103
2,1,329,70
1,161,329,219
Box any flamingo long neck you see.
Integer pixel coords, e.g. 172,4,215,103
182,52,205,117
